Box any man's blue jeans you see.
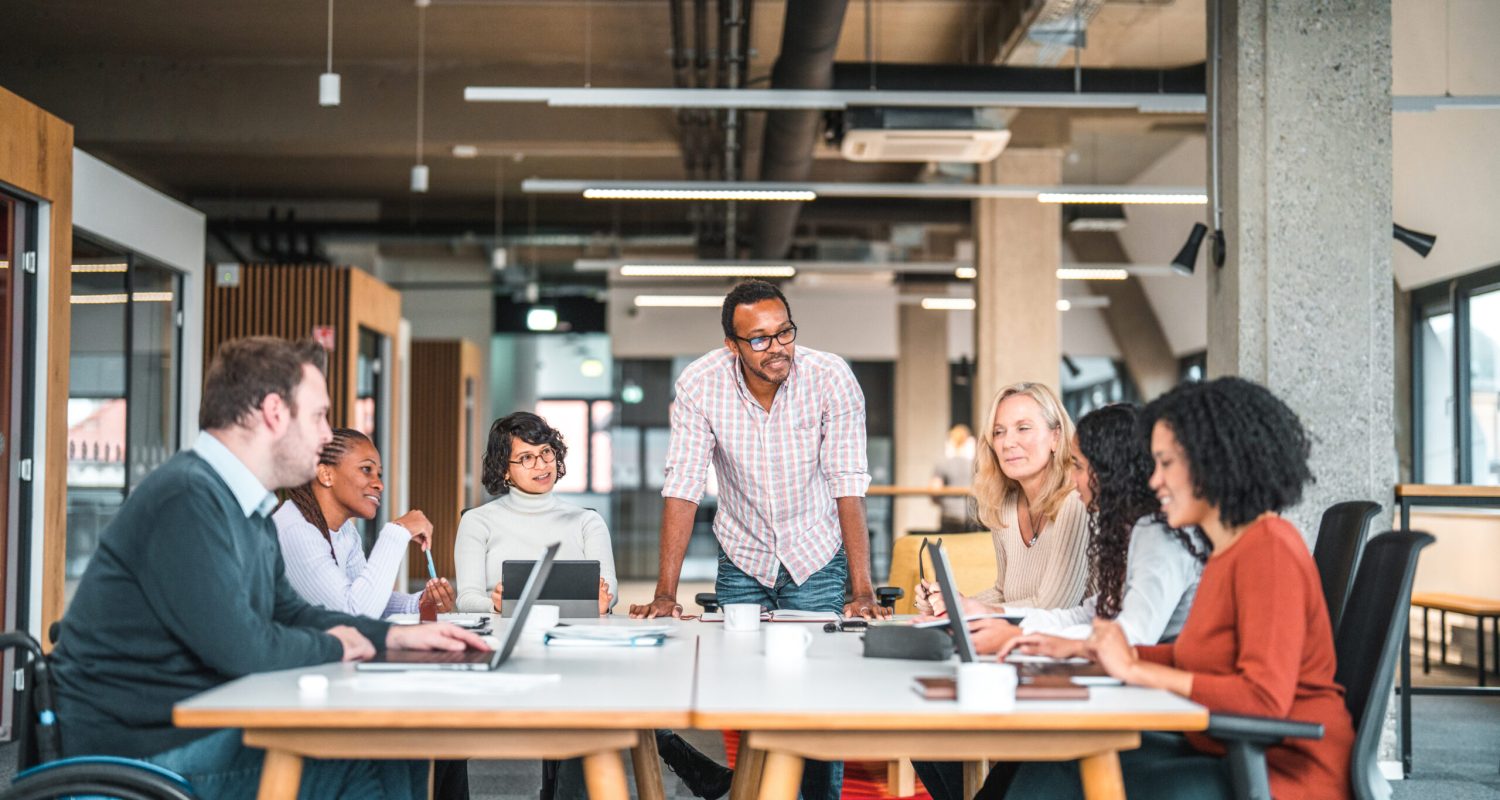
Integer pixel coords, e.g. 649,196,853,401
146,728,428,800
716,547,847,800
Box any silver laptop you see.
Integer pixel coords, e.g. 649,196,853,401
357,542,559,671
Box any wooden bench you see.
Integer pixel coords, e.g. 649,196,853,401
1411,592,1500,686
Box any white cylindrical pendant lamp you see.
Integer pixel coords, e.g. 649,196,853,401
410,164,430,193
319,72,341,107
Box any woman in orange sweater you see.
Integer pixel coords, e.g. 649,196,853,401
1003,377,1354,799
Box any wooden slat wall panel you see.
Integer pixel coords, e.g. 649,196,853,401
409,341,464,581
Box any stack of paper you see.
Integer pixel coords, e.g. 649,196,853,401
543,625,673,647
698,610,841,623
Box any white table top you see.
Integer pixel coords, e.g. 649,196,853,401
691,622,1207,732
174,617,697,730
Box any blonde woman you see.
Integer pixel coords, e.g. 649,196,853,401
915,382,1090,616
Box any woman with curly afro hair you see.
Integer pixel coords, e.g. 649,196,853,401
1002,378,1355,800
914,404,1209,800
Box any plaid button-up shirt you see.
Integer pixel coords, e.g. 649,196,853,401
661,346,871,587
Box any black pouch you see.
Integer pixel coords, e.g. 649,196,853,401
861,624,953,661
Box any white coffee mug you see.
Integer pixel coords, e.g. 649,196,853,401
956,662,1017,712
763,625,815,661
722,603,763,632
522,603,561,639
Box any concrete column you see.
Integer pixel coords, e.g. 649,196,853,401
894,291,951,539
1209,0,1395,541
973,149,1064,425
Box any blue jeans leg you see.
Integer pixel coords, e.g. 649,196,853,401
715,548,848,800
146,729,428,800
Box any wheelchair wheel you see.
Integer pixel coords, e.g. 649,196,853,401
2,759,198,800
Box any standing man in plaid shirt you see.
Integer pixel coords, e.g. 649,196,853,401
630,279,888,797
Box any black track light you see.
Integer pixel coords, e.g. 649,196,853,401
1172,223,1208,276
1393,223,1436,258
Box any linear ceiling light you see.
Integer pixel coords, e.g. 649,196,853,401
71,291,175,305
464,87,1206,113
633,295,725,308
620,265,797,278
954,266,977,279
582,188,816,202
1037,191,1206,205
1057,268,1129,281
530,179,1205,204
954,264,1175,280
921,298,976,311
1393,95,1500,112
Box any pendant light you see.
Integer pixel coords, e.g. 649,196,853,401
319,0,340,106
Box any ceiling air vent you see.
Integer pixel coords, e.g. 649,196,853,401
835,108,1011,164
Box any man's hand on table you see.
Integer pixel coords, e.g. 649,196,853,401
386,623,491,652
843,592,892,620
326,625,376,662
629,595,683,619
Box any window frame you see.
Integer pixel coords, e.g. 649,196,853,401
1411,261,1500,484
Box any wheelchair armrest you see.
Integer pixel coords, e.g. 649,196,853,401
874,586,904,609
1207,712,1324,746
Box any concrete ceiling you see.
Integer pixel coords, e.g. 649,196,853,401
1,0,1205,241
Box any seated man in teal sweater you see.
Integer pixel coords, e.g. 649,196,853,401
51,336,486,800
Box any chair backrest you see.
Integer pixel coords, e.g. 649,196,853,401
1313,500,1381,633
884,532,996,615
1332,530,1433,800
0,631,62,771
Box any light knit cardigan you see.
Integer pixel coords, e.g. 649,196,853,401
971,490,1091,610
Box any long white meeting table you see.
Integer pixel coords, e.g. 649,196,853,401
174,618,1208,800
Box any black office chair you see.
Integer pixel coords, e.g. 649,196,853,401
0,631,199,800
1312,501,1381,633
1206,530,1434,800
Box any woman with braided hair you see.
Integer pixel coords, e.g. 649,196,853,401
1001,377,1355,800
274,427,455,618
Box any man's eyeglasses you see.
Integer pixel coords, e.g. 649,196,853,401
734,324,797,353
510,447,557,469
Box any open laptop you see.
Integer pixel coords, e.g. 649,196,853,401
500,559,600,618
925,539,978,663
357,542,559,672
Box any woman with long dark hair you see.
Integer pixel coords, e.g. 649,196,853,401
1001,378,1355,799
275,427,454,618
969,403,1208,655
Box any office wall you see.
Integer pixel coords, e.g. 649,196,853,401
72,149,206,445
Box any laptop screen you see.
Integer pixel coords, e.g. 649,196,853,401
926,540,978,663
491,542,560,666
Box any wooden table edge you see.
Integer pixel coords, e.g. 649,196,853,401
1395,483,1500,500
174,708,692,729
689,710,1209,731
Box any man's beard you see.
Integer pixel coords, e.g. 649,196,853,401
747,354,790,385
270,428,319,490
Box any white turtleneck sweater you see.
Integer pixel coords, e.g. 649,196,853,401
452,489,618,613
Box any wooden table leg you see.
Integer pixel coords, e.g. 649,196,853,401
1078,750,1125,800
257,749,304,800
888,757,915,797
962,759,991,799
583,748,629,800
757,751,804,800
729,736,766,800
631,730,666,800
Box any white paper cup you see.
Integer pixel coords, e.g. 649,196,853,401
956,662,1017,712
763,626,815,661
522,604,561,639
723,603,762,632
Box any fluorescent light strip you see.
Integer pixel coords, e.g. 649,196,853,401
582,188,816,202
620,265,797,278
1038,192,1207,205
464,87,1206,114
921,298,975,311
1057,268,1129,281
531,179,1205,204
1393,95,1500,112
71,291,175,305
71,262,129,273
954,266,977,279
633,295,724,308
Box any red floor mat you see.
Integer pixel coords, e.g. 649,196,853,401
721,730,932,800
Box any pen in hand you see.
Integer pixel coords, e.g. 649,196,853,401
425,549,439,581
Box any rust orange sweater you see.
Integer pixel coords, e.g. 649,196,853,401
1138,516,1354,800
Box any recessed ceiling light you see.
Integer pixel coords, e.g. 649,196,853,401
633,295,724,308
452,145,479,158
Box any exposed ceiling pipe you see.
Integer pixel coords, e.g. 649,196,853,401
750,0,849,260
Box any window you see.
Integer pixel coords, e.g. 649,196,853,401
66,237,184,599
1412,264,1500,485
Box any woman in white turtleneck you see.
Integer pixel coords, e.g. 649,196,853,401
454,411,617,614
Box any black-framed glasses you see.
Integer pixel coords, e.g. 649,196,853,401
734,324,797,352
918,536,943,582
510,447,557,469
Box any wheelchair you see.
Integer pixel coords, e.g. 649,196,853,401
0,631,198,800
